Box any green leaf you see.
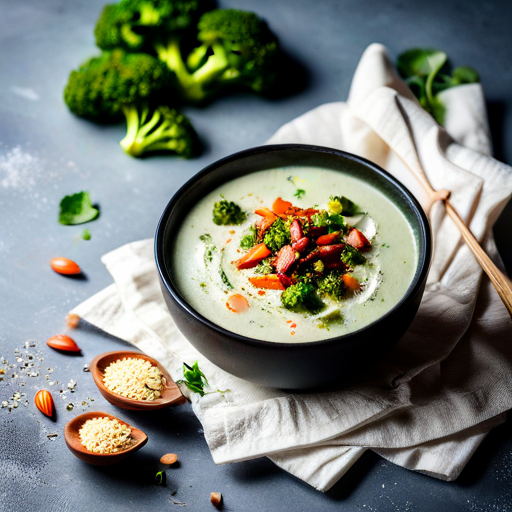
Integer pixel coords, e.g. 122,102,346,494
451,66,480,85
294,188,306,199
179,361,209,397
397,48,447,79
82,229,91,241
155,471,166,486
59,192,99,225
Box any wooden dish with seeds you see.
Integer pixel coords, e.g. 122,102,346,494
90,350,186,411
64,411,148,465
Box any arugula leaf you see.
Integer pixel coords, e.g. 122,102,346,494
178,361,209,397
396,48,479,126
59,191,99,225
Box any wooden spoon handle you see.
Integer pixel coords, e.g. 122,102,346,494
445,200,512,317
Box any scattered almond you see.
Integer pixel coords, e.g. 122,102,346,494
35,390,55,417
160,453,178,465
210,492,222,507
50,257,81,275
47,334,81,353
66,313,80,328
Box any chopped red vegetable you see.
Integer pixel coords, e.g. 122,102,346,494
235,242,272,269
248,275,285,290
289,219,303,242
292,237,309,253
347,228,371,251
272,197,292,215
316,232,339,245
275,245,297,274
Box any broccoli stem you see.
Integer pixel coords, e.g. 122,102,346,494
156,38,231,102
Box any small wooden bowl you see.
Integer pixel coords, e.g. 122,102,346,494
90,350,187,411
64,411,148,466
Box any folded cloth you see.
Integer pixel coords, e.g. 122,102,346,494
71,43,512,492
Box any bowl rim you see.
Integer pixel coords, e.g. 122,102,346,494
155,143,431,349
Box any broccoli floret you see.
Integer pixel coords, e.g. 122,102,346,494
317,272,345,301
328,196,359,216
95,0,211,53
281,283,324,313
64,50,196,157
240,225,258,250
64,50,173,120
212,199,246,225
341,244,366,267
254,258,273,275
263,217,290,253
120,104,197,157
311,211,347,233
159,9,280,103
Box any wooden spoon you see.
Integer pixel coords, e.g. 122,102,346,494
64,411,148,466
90,350,187,411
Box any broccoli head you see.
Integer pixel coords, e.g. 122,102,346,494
64,49,174,120
311,211,347,234
212,199,246,225
160,8,280,103
95,0,212,53
281,283,324,313
263,217,290,253
340,244,366,268
64,50,197,158
317,271,345,301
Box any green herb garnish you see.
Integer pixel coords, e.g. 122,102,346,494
82,229,91,240
328,196,359,216
212,199,246,226
254,258,273,275
59,191,99,225
396,48,479,125
311,211,347,233
341,245,366,267
240,225,258,250
178,362,209,397
263,217,291,253
155,471,166,486
294,188,306,199
199,234,216,265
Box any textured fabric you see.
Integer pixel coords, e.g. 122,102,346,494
71,44,512,492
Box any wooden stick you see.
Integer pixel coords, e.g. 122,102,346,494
393,149,512,317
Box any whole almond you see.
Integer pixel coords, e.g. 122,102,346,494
35,390,55,417
47,334,81,353
160,453,178,465
50,257,81,275
210,493,222,507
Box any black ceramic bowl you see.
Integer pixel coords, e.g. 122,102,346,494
155,144,431,389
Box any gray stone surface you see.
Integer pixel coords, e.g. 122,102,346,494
1,0,511,510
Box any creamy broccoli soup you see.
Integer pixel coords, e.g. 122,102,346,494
171,167,418,343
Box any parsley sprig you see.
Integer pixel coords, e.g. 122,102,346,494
176,362,229,398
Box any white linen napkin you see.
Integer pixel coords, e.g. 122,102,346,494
71,43,512,492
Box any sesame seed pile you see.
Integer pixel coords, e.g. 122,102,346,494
103,358,165,401
79,417,132,454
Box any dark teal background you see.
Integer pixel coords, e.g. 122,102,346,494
1,1,511,510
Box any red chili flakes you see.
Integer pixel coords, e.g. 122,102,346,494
226,239,232,244
291,332,296,335
290,323,297,329
286,320,292,324
257,290,266,296
229,230,235,234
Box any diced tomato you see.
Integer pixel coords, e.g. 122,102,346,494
275,245,297,274
316,232,339,245
277,273,294,288
347,228,371,251
292,237,309,253
290,219,303,242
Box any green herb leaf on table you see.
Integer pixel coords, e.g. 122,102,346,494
59,192,99,225
155,471,166,486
